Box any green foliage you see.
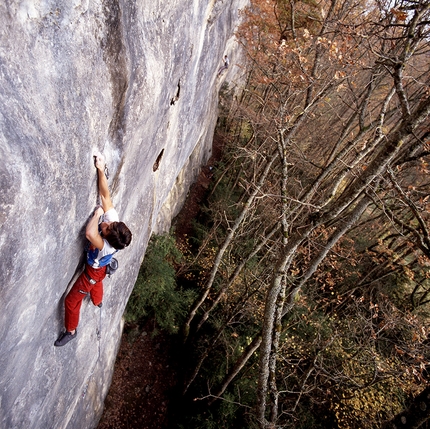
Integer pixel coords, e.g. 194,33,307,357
125,233,196,333
291,403,329,429
190,218,211,247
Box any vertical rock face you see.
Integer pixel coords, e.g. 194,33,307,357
0,1,247,428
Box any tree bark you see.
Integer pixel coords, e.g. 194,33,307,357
255,94,430,425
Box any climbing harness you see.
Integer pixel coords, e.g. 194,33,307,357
84,271,97,285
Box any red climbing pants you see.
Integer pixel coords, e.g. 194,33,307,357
64,264,107,332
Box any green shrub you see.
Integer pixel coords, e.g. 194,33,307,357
125,233,196,333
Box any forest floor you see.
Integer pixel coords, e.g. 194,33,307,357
96,131,225,429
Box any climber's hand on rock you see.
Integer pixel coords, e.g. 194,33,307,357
94,206,104,218
94,154,106,171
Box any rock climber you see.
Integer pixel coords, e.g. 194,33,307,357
217,54,230,76
54,154,132,347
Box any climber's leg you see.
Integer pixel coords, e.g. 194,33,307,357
90,280,104,307
64,273,88,332
54,273,87,346
86,265,106,307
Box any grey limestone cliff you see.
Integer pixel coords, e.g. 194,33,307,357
0,1,247,428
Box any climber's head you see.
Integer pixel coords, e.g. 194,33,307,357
100,221,132,250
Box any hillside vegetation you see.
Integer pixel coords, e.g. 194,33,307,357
125,0,430,427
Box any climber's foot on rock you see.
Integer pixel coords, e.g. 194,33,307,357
54,330,77,347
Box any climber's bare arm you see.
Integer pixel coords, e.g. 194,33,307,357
94,155,114,212
86,206,105,250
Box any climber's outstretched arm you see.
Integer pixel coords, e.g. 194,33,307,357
94,156,114,212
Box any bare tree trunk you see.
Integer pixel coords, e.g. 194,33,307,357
267,273,286,425
266,124,292,426
256,244,299,427
255,95,430,424
256,196,371,425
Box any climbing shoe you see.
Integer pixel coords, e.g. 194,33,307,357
54,330,77,347
97,302,103,308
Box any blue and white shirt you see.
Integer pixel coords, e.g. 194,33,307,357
87,208,119,268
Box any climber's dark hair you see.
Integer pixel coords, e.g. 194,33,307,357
105,221,132,250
